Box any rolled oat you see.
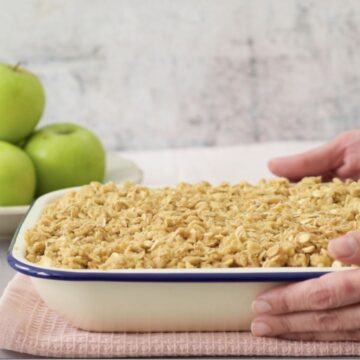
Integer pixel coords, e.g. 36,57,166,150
25,178,360,269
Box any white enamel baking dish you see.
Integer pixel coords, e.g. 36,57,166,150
7,187,350,332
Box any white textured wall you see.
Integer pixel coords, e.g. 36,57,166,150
1,0,360,150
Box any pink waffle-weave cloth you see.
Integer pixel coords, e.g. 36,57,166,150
1,274,360,358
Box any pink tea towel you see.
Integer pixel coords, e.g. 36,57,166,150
1,274,360,358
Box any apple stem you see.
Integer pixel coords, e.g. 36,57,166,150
13,62,22,71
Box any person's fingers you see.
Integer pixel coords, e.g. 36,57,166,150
328,232,360,265
252,269,360,316
334,130,360,179
268,143,336,180
251,304,360,337
320,170,338,182
279,330,360,342
268,136,344,180
335,156,360,180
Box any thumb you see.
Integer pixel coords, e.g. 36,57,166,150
328,232,360,265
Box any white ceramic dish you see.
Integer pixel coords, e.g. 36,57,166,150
8,186,352,332
0,152,142,241
0,205,29,242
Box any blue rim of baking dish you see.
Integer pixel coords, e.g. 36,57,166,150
7,251,333,282
7,199,335,282
8,228,334,283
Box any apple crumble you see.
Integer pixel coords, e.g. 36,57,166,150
25,178,360,269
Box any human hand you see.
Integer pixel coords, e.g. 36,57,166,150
251,131,360,341
251,231,360,341
268,130,360,181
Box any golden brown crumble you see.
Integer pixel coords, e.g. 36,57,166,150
25,178,360,269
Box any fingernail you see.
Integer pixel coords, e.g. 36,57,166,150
251,321,272,336
252,300,272,314
329,235,358,258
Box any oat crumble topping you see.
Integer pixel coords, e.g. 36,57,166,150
25,178,360,269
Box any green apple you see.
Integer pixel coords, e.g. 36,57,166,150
0,141,36,206
0,63,45,143
25,123,106,196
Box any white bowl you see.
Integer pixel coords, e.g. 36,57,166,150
0,205,29,241
7,186,351,332
0,152,142,241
